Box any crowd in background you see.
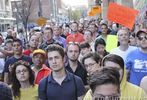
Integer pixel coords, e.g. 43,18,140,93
0,17,147,100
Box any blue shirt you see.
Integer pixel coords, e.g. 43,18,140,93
39,71,86,100
53,36,67,48
4,55,33,73
125,48,147,86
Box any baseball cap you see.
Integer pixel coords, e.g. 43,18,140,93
136,29,147,37
33,49,46,58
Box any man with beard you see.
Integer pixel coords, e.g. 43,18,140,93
78,23,84,34
32,49,51,84
65,42,87,85
66,22,85,43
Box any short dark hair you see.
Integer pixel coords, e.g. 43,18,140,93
66,42,81,53
80,41,90,49
46,44,65,58
43,27,53,34
82,52,101,65
13,38,22,46
101,54,124,70
94,38,106,51
71,21,78,26
101,23,108,28
88,67,120,93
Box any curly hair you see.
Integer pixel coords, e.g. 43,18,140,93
11,60,35,98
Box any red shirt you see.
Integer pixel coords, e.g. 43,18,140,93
23,49,32,56
35,64,51,84
66,32,85,43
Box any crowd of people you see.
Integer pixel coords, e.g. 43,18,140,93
0,18,147,100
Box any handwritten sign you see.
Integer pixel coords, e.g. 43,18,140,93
107,2,139,30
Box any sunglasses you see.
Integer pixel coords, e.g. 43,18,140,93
138,35,147,41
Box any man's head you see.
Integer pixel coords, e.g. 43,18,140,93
94,38,106,55
43,27,53,42
117,29,130,45
47,44,65,72
53,25,62,36
66,42,80,62
13,38,23,55
82,52,101,75
70,22,78,33
79,42,91,56
84,30,93,43
88,23,97,34
32,49,46,67
101,23,108,34
136,29,147,50
101,54,124,82
29,35,39,48
7,28,13,36
88,67,120,100
78,23,84,33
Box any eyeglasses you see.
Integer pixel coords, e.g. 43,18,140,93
16,69,28,74
138,35,147,41
93,94,120,100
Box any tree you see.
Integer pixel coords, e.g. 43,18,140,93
13,0,33,42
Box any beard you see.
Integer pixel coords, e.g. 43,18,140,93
69,57,78,62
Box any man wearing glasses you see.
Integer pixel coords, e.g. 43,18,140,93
125,29,147,86
88,67,120,100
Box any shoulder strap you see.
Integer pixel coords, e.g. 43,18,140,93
73,74,78,100
45,76,49,100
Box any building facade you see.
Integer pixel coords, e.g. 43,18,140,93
0,0,15,32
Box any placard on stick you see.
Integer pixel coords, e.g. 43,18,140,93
107,2,139,30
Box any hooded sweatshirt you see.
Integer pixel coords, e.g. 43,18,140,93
83,68,147,100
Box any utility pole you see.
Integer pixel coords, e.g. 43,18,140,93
38,0,43,17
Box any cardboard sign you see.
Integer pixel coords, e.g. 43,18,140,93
107,2,139,30
106,35,118,52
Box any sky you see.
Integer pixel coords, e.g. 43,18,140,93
62,0,88,7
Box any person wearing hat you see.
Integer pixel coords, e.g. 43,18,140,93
32,49,51,84
125,29,147,86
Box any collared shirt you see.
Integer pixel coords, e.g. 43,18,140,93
34,64,51,84
39,71,86,100
66,32,85,43
65,61,88,85
53,36,67,48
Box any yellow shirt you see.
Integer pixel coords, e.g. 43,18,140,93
83,69,147,100
14,85,38,100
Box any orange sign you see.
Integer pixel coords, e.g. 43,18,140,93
37,17,46,26
91,6,102,14
107,2,139,30
88,11,95,16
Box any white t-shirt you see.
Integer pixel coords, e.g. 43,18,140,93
110,46,137,62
